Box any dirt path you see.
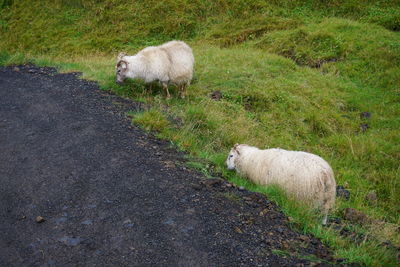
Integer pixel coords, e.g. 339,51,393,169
0,65,335,266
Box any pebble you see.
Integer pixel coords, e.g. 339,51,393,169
35,216,45,223
81,219,93,225
234,226,243,234
238,186,245,191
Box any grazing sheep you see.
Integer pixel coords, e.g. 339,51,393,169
116,40,194,98
226,144,336,224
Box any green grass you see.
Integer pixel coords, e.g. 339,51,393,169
1,1,399,266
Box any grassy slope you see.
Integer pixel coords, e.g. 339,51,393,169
1,1,399,266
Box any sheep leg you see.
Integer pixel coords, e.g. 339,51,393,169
162,82,171,99
180,83,188,99
321,201,329,225
179,85,185,99
322,214,328,225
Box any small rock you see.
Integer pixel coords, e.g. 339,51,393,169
299,235,309,242
336,186,350,200
163,160,175,168
259,209,269,216
238,186,245,191
360,111,371,119
201,178,223,187
234,226,243,234
365,191,377,206
81,219,93,225
242,196,252,201
226,183,232,188
343,208,370,224
36,216,45,223
13,67,20,72
210,90,222,101
123,219,134,227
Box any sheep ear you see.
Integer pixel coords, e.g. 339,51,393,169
233,144,241,155
117,60,128,70
117,52,127,61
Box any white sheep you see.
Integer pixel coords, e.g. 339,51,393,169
226,144,336,224
116,40,194,99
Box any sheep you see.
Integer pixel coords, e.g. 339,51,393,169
226,144,336,224
115,40,194,99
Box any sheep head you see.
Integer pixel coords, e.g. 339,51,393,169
116,59,128,84
226,144,242,170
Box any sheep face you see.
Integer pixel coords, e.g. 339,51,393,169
226,145,240,170
116,60,128,84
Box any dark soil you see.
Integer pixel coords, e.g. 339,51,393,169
0,65,337,266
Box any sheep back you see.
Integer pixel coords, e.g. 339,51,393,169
159,40,194,85
136,46,171,83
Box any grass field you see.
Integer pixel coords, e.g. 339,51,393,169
1,1,399,265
